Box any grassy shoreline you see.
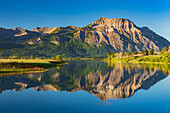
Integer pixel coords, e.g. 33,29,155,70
104,53,170,64
0,55,169,76
0,59,67,75
0,59,62,63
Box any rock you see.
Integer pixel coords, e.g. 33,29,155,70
74,17,170,52
28,38,42,45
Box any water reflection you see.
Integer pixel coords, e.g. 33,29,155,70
0,61,169,100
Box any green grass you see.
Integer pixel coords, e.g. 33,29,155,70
105,53,170,64
0,59,54,63
0,59,67,75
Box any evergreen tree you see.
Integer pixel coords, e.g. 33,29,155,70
0,48,1,57
30,55,35,59
165,46,169,52
149,49,154,55
55,55,63,60
145,49,149,55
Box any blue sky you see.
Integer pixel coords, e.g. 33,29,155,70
0,0,170,41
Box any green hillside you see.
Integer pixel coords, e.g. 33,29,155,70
1,28,114,58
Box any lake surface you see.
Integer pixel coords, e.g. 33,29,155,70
0,61,170,113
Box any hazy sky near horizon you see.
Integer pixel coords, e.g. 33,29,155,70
0,0,170,41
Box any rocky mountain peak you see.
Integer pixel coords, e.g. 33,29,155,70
0,17,169,57
12,27,24,31
88,17,137,35
66,25,80,30
31,26,58,34
73,17,170,52
93,17,135,27
97,17,108,21
32,27,41,32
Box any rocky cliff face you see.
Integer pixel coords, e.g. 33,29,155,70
73,17,170,52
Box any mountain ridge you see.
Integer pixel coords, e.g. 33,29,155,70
0,17,169,57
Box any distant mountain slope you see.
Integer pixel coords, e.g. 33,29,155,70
0,17,170,57
0,27,41,43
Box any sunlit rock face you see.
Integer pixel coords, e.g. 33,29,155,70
74,17,170,52
32,27,57,34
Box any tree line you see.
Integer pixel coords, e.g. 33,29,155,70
107,46,169,59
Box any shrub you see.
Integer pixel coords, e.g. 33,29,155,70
122,53,125,56
30,55,35,59
55,55,63,60
165,46,169,52
128,52,132,56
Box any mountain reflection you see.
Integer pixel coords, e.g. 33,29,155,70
0,61,169,100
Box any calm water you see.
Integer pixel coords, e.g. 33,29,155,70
0,61,170,113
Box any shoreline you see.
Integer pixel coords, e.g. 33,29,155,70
0,59,67,75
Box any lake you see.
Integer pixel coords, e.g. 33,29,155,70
0,61,170,113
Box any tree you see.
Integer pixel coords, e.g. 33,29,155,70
30,55,35,59
0,48,1,57
107,53,111,60
55,55,63,60
165,46,169,52
122,52,125,56
149,49,154,55
107,53,114,60
142,49,148,55
142,50,145,55
134,51,138,54
128,52,132,56
16,56,21,59
113,53,116,58
145,49,149,55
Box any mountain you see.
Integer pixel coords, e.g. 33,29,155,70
32,27,58,34
72,17,169,52
0,17,170,57
0,27,41,43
